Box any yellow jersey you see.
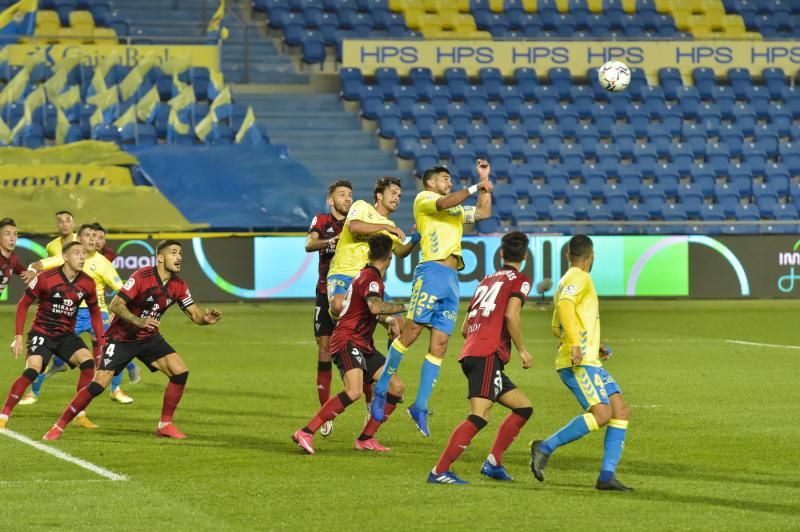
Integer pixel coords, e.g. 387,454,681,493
40,251,122,312
327,200,402,278
45,234,77,257
552,267,601,370
413,191,476,270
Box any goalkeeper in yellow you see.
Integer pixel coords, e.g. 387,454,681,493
530,235,633,492
23,223,140,411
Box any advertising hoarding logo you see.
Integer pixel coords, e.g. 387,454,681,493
777,239,800,293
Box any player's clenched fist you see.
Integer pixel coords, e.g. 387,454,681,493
476,181,494,194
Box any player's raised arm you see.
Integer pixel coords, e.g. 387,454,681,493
556,298,582,366
109,295,158,330
427,160,494,212
366,296,406,316
183,303,223,326
473,160,494,222
505,296,532,369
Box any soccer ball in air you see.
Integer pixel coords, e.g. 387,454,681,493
598,60,631,92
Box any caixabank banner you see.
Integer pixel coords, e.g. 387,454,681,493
2,235,797,302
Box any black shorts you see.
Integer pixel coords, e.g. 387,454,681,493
331,342,386,383
26,332,87,369
100,334,176,376
314,292,336,337
460,355,516,402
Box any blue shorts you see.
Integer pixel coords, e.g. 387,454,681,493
75,308,109,339
558,366,622,410
326,274,352,300
406,261,459,336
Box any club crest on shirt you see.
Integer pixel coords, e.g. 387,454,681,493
521,282,530,295
563,284,578,296
368,281,380,293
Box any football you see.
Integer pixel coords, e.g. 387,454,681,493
598,60,631,92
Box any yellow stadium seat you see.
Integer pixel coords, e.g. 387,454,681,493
36,10,60,27
421,23,444,37
452,24,477,36
556,0,569,13
691,24,714,38
489,0,503,12
621,0,636,14
743,31,762,40
69,10,95,28
57,27,85,44
35,22,60,39
671,9,691,30
654,0,672,14
722,14,746,32
587,0,604,13
423,0,437,11
418,13,443,29
522,0,537,13
456,13,477,30
405,9,425,28
440,8,459,29
92,27,118,44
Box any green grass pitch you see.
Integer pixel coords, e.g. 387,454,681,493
1,300,799,530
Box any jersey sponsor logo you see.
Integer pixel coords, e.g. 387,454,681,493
563,283,578,296
123,277,135,290
443,309,457,321
521,282,531,295
62,299,74,307
368,281,380,293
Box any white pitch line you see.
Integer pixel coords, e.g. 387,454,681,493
0,429,128,481
725,339,800,350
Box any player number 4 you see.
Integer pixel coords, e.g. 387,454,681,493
105,344,115,357
469,282,503,318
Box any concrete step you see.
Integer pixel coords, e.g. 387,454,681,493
289,149,396,165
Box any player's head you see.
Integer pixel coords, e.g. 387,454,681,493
421,166,452,195
0,218,18,253
367,233,393,268
55,210,74,236
157,240,183,274
327,180,352,217
76,223,97,253
500,231,529,265
567,234,594,272
93,223,107,250
62,240,86,271
374,177,402,214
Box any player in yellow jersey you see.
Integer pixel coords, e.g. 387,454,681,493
530,235,633,491
372,160,494,437
45,210,77,258
326,176,418,319
22,224,140,410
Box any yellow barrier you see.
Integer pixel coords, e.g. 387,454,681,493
0,165,133,188
5,44,220,71
342,39,800,78
0,141,138,165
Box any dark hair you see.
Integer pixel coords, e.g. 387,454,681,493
62,241,82,254
156,240,182,255
92,223,106,233
55,210,73,218
373,176,402,201
77,223,95,236
0,218,16,230
568,234,593,260
367,233,393,262
501,231,529,263
327,179,352,196
421,166,450,187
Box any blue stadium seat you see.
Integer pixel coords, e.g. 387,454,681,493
540,124,563,157
587,204,612,222
641,184,666,216
618,167,643,197
692,68,717,100
774,203,799,221
712,86,736,118
514,68,538,100
446,102,471,137
511,204,538,225
669,143,693,175
521,105,544,136
528,184,554,217
566,185,592,217
414,144,439,174
677,183,704,217
523,143,547,169
634,142,658,175
549,203,576,222
432,124,457,157
503,123,529,158
583,165,607,196
701,203,726,222
479,67,504,101
655,165,680,196
719,125,744,158
499,85,524,119
728,68,753,100
625,203,650,221
493,184,518,218
753,183,780,217
476,216,502,234
545,168,569,198
487,143,513,177
484,105,508,137
445,68,470,101
301,33,326,65
763,68,787,100
765,163,791,195
452,143,477,177
658,68,682,100
697,104,721,136
467,123,492,157
395,124,420,159
662,203,688,222
375,67,400,99
560,143,584,177
534,85,560,118
728,164,753,196
734,204,761,222
509,165,532,196
411,103,437,137
714,183,741,216
603,184,629,218
409,67,434,99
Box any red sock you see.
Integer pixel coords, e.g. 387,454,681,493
160,382,185,423
363,382,373,403
490,412,529,465
2,374,34,416
55,387,95,429
93,344,103,366
359,393,400,439
76,368,94,392
316,361,332,406
434,416,486,474
304,391,353,433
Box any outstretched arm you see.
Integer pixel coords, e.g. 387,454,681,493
109,295,158,330
305,231,339,253
182,304,223,325
366,296,406,316
348,220,406,242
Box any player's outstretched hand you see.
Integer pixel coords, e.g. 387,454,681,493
477,180,494,194
10,335,23,359
203,308,223,324
325,235,340,253
599,344,613,360
519,350,532,369
137,316,160,331
20,270,35,284
476,158,491,180
570,345,583,366
387,226,406,242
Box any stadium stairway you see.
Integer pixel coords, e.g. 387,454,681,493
231,91,416,228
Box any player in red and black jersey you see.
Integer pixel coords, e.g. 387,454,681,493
304,179,351,437
43,240,222,441
93,223,117,263
0,218,26,298
0,241,104,429
292,234,407,454
428,232,535,484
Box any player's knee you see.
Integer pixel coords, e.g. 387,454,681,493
22,368,39,382
388,377,405,396
512,406,533,421
169,371,189,385
343,387,361,403
467,414,488,431
591,405,612,426
613,399,631,421
87,381,106,396
78,360,94,371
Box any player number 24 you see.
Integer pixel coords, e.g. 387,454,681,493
469,281,503,318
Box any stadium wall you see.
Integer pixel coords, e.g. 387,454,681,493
3,235,798,302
